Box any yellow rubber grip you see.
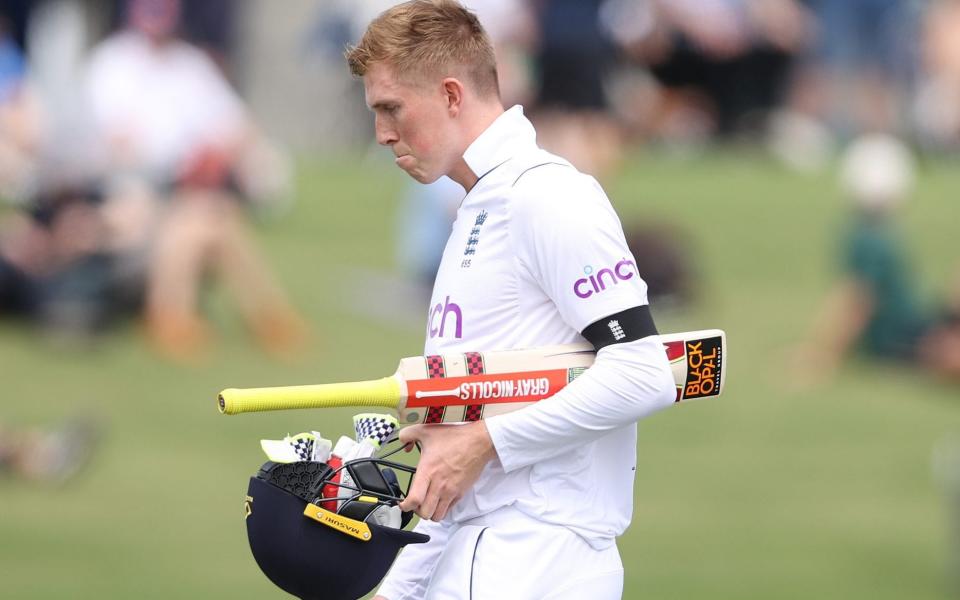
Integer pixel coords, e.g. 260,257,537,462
218,376,402,415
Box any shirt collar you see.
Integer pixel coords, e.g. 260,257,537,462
462,105,536,180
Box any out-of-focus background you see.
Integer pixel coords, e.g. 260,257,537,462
1,0,959,598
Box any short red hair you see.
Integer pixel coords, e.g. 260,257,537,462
346,0,500,98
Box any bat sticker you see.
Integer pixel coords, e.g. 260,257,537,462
682,336,723,399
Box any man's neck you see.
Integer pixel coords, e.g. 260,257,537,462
448,102,505,192
448,159,479,192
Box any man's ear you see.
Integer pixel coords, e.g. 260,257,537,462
441,77,465,116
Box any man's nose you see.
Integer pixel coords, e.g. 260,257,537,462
375,116,397,146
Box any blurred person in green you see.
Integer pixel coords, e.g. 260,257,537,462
796,133,960,382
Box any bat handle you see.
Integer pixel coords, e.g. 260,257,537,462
218,377,402,415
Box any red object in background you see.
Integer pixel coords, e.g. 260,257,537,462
177,145,232,189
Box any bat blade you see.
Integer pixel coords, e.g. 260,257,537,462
393,329,725,424
217,329,726,421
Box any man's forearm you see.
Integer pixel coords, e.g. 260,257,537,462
485,336,676,473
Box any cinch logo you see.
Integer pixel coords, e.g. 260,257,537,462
573,259,638,299
428,295,463,339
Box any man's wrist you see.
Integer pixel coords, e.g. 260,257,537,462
482,414,518,471
473,420,497,462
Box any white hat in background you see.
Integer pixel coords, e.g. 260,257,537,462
839,133,916,211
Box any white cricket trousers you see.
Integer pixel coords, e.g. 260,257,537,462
424,507,623,600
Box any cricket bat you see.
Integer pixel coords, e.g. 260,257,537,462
218,329,725,424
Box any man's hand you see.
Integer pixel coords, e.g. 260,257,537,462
399,421,496,522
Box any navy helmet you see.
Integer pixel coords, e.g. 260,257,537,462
244,440,428,600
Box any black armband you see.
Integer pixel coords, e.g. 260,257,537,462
581,305,658,351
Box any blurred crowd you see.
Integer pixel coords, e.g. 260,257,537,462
1,0,959,382
0,0,304,362
307,0,960,161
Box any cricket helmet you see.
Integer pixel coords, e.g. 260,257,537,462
244,439,428,600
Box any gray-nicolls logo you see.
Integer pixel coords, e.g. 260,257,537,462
608,320,625,340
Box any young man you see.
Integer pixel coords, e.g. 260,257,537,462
347,2,676,597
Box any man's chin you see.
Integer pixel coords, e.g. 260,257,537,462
404,169,441,185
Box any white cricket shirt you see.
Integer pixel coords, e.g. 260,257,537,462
380,106,674,599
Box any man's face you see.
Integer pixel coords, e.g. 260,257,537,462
364,63,458,184
129,0,180,40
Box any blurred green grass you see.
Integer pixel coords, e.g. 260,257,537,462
1,151,958,599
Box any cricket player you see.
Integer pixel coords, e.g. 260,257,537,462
346,2,676,597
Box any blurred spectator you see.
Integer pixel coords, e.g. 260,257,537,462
624,0,813,144
0,187,119,340
0,418,100,484
108,0,241,78
795,134,960,384
777,0,919,146
529,0,623,180
82,0,304,360
913,0,960,149
0,15,113,340
0,0,31,51
0,18,40,205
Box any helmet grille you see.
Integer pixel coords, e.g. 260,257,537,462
256,461,332,503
